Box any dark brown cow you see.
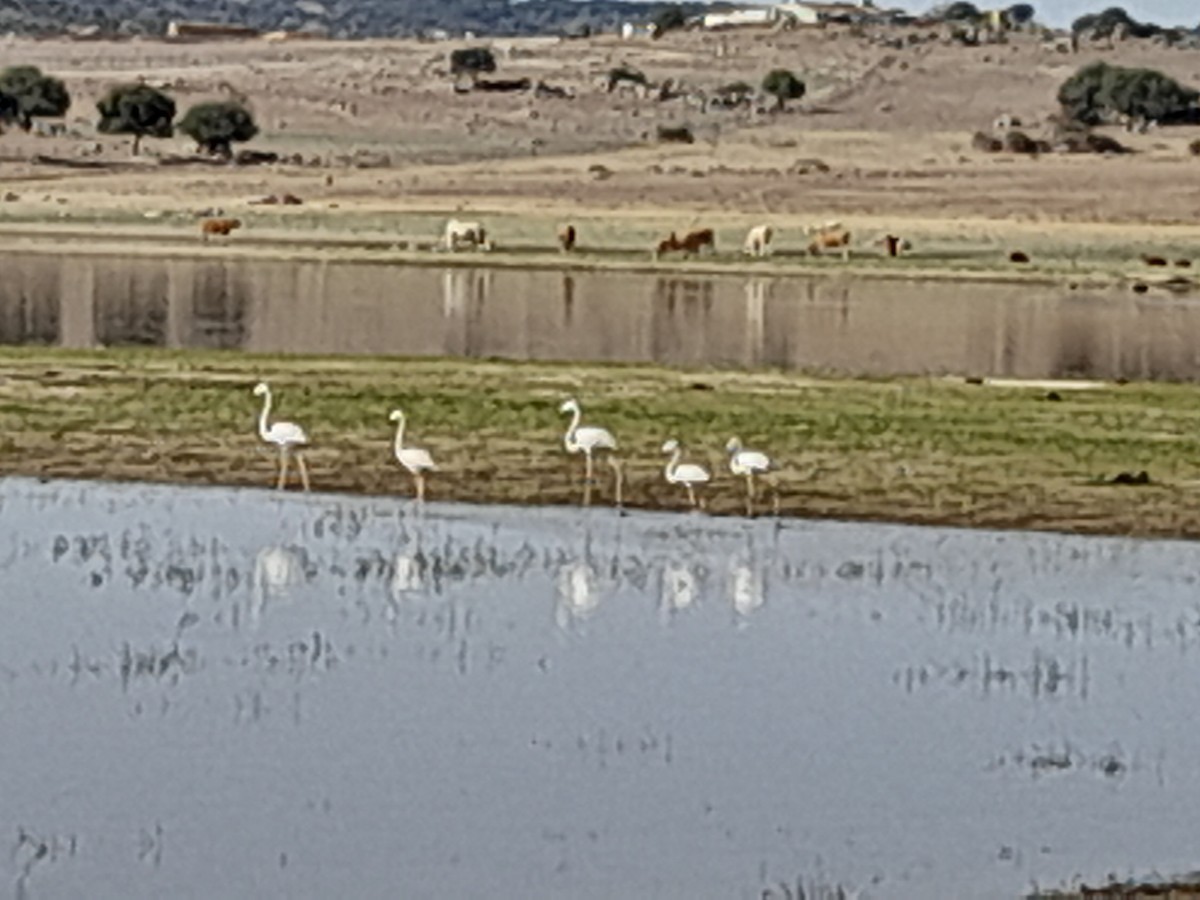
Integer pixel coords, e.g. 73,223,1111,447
558,224,577,252
654,228,714,259
1141,254,1168,267
201,217,242,239
1009,250,1030,264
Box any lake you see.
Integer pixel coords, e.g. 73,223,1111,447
1,477,1197,898
2,251,1199,378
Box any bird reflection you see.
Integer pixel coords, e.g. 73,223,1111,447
660,563,697,619
729,561,765,619
251,545,305,625
555,560,600,631
391,550,427,600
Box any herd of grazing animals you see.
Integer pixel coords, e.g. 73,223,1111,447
253,383,774,515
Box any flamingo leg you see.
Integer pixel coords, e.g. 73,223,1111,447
609,457,623,510
583,476,592,507
296,452,311,493
686,484,697,508
276,448,289,490
416,473,425,503
584,451,595,485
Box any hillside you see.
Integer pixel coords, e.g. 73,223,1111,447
0,0,704,38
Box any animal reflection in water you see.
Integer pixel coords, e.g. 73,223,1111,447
252,381,311,492
389,408,437,503
251,545,307,625
559,398,623,508
390,549,428,605
555,560,600,630
728,562,765,618
660,563,698,619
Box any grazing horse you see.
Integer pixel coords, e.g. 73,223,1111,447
443,219,492,251
743,224,773,257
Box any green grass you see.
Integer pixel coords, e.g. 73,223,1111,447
1,347,1199,536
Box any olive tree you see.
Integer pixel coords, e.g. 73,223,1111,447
1059,61,1198,124
177,101,258,157
97,83,176,155
762,69,806,111
0,66,69,131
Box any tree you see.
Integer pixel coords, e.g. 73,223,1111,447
762,69,806,111
0,91,17,130
177,101,258,157
1005,3,1035,25
449,47,496,79
941,1,982,21
0,66,69,131
1058,61,1198,124
653,6,687,37
96,83,176,155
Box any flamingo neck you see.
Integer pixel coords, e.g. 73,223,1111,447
564,406,581,450
257,390,272,441
665,447,681,480
393,415,407,455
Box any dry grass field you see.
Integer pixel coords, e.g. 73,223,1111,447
1,27,1200,262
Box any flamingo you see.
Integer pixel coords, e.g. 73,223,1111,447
726,436,772,512
662,439,710,509
559,398,622,506
389,408,437,502
253,381,310,491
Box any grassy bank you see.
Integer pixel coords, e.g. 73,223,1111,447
3,348,1200,538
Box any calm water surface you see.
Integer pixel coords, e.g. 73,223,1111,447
4,252,1200,378
2,478,1199,898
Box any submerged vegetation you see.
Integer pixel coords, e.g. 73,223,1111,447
2,348,1200,537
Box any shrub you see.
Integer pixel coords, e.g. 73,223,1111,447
450,47,496,78
941,1,982,20
1071,6,1161,39
96,83,175,155
606,65,648,92
1058,62,1198,125
0,66,69,130
653,6,687,37
762,69,806,110
1005,3,1035,24
177,101,258,157
656,124,694,143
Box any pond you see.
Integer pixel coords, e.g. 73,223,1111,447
1,477,1197,898
2,251,1199,378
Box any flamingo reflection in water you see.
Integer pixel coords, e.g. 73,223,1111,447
555,560,600,631
660,562,698,620
559,398,623,508
729,561,765,619
251,545,307,627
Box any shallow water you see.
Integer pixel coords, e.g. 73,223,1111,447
2,252,1197,378
1,478,1199,898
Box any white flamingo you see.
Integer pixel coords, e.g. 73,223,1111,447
253,381,310,491
726,436,772,511
390,408,437,502
559,398,622,506
662,439,710,508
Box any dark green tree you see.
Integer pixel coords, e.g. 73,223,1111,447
449,47,496,79
942,1,982,20
1005,3,1035,24
762,69,806,111
0,91,17,129
97,83,176,155
1058,61,1198,124
653,6,687,37
177,101,258,157
0,66,69,131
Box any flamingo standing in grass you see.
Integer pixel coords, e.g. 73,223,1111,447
253,381,310,491
726,436,772,513
559,398,622,507
662,439,710,509
390,408,437,502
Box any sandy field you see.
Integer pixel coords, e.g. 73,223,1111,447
0,27,1199,268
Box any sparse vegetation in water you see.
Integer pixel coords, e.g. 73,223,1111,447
2,349,1200,538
